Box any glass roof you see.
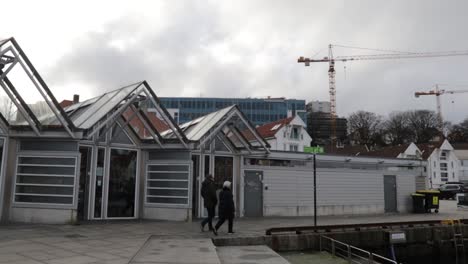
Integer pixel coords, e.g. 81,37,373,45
182,105,234,141
69,82,143,129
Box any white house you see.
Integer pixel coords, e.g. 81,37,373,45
453,143,468,182
248,115,312,152
353,139,459,189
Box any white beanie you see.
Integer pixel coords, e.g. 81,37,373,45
223,181,232,189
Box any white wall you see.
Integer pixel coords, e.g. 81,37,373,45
454,150,468,182
243,164,417,217
271,116,312,152
10,207,76,224
426,140,460,188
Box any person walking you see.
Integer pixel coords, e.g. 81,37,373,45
200,174,217,232
213,181,235,235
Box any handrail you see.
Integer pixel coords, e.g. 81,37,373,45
320,235,398,264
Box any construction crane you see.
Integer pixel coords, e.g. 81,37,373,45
298,44,468,147
415,84,468,131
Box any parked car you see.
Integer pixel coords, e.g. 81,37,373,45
439,183,468,200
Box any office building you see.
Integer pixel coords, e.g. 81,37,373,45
158,97,307,126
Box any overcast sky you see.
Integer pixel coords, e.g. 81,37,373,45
1,0,468,123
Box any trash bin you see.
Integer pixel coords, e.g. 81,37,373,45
411,193,425,213
416,190,440,213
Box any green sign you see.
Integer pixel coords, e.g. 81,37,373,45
304,146,324,154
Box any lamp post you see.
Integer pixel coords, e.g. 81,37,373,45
313,153,317,227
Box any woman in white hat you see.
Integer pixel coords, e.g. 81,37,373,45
213,181,235,235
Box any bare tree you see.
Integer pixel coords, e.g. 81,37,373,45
383,111,412,145
448,118,468,143
0,96,15,122
348,111,384,146
407,110,440,143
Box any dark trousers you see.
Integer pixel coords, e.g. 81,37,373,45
201,206,215,230
215,216,233,233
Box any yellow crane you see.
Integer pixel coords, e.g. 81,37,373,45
415,85,468,130
298,45,468,146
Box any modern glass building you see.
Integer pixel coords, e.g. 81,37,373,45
158,97,307,126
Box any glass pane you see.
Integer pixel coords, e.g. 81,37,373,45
204,155,210,178
147,197,187,204
75,84,141,129
94,148,105,218
107,149,137,218
15,195,72,204
148,172,188,180
0,139,3,178
18,166,75,175
111,124,134,145
148,165,188,172
3,61,54,123
16,185,73,195
214,139,230,152
0,91,22,124
17,175,74,185
214,156,233,189
147,189,188,196
147,180,188,188
20,140,78,152
78,147,92,221
19,157,75,165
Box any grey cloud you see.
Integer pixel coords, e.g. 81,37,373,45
46,0,468,123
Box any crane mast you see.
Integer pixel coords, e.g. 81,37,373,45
298,45,468,147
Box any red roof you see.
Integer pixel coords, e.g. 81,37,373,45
122,109,170,138
250,117,294,140
362,144,411,158
59,100,73,108
452,143,468,150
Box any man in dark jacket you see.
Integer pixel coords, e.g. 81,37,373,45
213,181,234,235
201,174,217,231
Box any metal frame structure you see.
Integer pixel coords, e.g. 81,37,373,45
0,38,78,137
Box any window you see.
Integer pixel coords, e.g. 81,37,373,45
289,144,298,152
146,164,190,205
452,172,455,179
440,163,447,171
441,172,448,182
291,127,299,139
451,162,454,168
433,172,436,178
440,151,447,160
15,156,77,205
434,161,436,167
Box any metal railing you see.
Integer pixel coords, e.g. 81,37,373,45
320,236,398,264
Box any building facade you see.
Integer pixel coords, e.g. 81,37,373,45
158,97,307,126
307,112,348,145
250,115,312,152
306,100,331,113
453,144,468,182
0,38,425,224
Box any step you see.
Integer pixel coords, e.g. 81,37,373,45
217,245,290,264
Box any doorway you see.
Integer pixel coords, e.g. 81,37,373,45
384,175,397,213
244,170,263,217
191,155,200,218
77,146,92,221
107,148,137,218
83,147,138,220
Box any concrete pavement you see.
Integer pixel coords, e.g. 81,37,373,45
0,200,465,263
